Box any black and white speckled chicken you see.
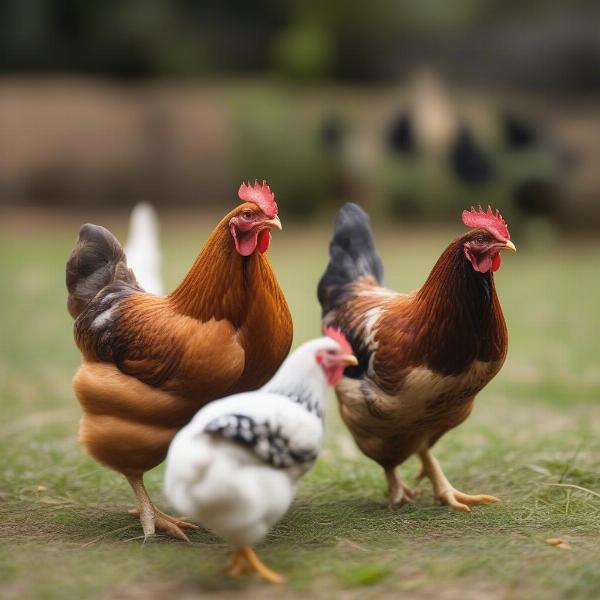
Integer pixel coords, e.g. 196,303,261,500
163,331,357,583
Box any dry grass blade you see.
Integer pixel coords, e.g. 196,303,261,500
542,483,600,500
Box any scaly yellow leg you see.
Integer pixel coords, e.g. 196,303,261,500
418,449,499,512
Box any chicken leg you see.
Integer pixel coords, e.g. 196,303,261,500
417,449,499,512
385,467,417,509
226,547,286,584
126,474,199,541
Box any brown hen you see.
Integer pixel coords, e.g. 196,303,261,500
67,181,292,539
318,204,515,511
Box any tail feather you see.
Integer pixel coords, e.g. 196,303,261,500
66,223,137,319
317,203,383,316
124,202,163,295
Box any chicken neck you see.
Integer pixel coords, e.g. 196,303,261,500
411,237,507,375
167,213,272,327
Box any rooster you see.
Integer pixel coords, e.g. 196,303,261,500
66,181,292,540
164,330,357,583
318,204,516,511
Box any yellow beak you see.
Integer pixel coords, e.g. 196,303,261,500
503,240,517,252
340,354,359,367
264,215,282,230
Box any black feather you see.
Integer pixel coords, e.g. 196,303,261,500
317,203,383,317
66,223,137,319
205,414,317,468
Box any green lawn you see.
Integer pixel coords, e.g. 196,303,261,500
1,212,599,599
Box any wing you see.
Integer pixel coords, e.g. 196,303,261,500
324,277,401,379
325,275,434,399
204,400,322,469
74,286,245,399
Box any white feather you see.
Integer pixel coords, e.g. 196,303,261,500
91,306,115,330
124,202,163,295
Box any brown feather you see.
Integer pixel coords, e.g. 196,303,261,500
68,203,292,476
331,229,508,470
375,232,507,394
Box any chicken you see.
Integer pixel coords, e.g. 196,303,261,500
164,330,357,583
124,202,163,295
317,204,516,511
66,181,293,540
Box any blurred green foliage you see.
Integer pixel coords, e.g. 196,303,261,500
272,25,333,82
232,88,330,219
0,0,598,82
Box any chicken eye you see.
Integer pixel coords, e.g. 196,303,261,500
242,211,253,220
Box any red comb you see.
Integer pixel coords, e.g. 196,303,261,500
323,326,353,355
238,180,278,218
462,205,510,241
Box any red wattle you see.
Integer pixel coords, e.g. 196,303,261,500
491,253,502,272
327,366,345,386
257,229,271,253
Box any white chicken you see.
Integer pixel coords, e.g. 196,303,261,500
164,330,357,583
124,202,164,295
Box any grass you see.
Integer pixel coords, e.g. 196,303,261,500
1,210,599,599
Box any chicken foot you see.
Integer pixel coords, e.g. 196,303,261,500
126,474,198,542
417,449,499,512
128,506,200,538
226,547,286,584
384,467,417,509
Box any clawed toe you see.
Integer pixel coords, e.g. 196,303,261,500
385,467,420,510
389,483,419,509
438,488,499,512
417,451,498,513
154,515,192,542
155,511,200,532
403,484,419,500
226,547,286,584
128,506,199,542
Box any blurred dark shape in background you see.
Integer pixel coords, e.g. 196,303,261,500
502,112,538,150
386,112,416,157
0,0,598,228
320,114,345,152
378,70,579,230
500,111,567,222
319,113,356,203
513,180,559,219
449,125,494,185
